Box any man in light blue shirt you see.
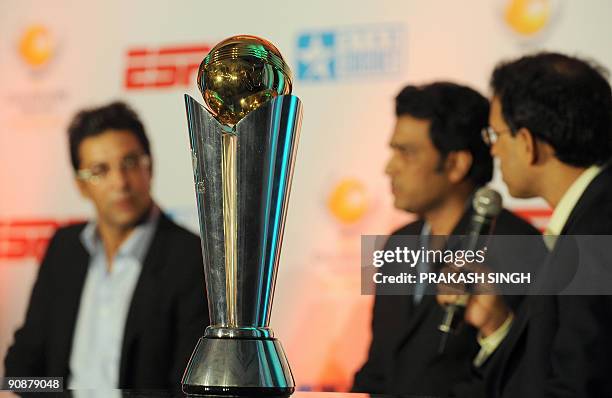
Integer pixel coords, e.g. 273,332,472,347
5,102,209,391
68,206,158,388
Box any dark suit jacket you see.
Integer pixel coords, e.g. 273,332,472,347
4,212,209,391
485,166,612,398
352,207,540,397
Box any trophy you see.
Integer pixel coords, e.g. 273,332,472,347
181,35,302,396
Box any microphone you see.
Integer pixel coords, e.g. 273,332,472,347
438,187,503,352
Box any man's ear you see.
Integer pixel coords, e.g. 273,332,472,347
516,127,538,165
446,150,473,183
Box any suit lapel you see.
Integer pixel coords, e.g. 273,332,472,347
395,295,436,350
118,213,170,385
394,211,473,346
561,165,610,235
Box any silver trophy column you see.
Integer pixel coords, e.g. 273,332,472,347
181,92,302,396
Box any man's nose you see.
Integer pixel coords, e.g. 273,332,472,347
385,154,398,176
107,167,130,190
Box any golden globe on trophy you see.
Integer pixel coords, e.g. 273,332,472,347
181,35,303,396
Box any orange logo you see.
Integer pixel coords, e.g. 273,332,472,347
19,25,55,68
504,0,551,36
327,179,369,224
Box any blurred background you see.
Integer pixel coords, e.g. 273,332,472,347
1,0,611,391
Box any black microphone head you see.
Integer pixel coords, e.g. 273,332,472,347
473,187,503,217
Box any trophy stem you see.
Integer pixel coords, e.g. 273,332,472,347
182,93,302,396
222,133,238,327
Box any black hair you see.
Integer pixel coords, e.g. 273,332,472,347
491,52,612,167
68,101,151,171
395,82,492,187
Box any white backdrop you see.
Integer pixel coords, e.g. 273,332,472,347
1,0,611,390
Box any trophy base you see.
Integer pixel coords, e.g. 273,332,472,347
182,385,295,397
182,336,295,397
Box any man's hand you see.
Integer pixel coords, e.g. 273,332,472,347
436,257,512,337
437,294,511,337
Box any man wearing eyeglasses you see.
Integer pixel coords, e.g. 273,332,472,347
4,102,209,391
439,53,612,397
351,82,540,398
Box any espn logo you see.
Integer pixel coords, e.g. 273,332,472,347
124,44,211,90
0,219,82,262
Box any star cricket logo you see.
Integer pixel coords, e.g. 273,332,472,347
295,24,404,82
124,44,212,90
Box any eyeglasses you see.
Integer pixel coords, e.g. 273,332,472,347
77,153,151,185
481,126,513,146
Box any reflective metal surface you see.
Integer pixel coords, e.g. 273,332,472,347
182,337,294,395
198,35,292,127
185,92,302,333
182,91,302,394
183,35,301,395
